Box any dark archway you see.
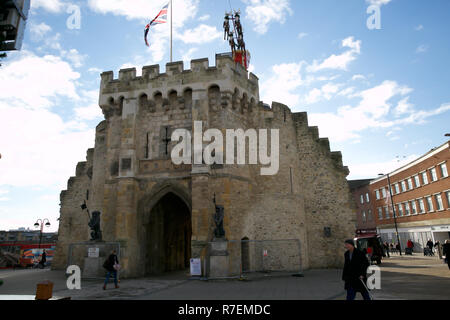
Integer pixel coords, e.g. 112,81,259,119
145,192,192,275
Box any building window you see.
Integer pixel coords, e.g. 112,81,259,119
418,198,425,213
362,211,367,222
366,193,370,203
378,207,383,220
407,178,413,190
401,181,407,192
395,183,400,194
384,206,390,219
410,201,417,214
446,191,450,209
397,204,404,216
422,172,429,185
404,202,411,216
382,188,386,198
368,209,373,221
435,194,444,211
440,163,448,178
375,190,380,200
430,168,438,182
426,196,434,212
360,195,364,204
414,175,420,188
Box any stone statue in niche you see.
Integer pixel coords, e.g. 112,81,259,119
88,211,103,241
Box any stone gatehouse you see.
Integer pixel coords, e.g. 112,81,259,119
52,54,356,278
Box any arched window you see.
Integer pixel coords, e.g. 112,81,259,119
169,90,178,108
183,88,193,109
154,92,163,109
208,85,220,110
139,94,148,109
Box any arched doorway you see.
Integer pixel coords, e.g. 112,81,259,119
145,192,192,275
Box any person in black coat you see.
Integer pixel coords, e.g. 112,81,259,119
342,239,371,300
103,250,119,290
39,250,47,268
443,240,450,270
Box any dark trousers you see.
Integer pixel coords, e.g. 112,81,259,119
104,270,118,286
346,287,372,301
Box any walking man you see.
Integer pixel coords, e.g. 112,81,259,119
103,250,120,290
342,239,371,300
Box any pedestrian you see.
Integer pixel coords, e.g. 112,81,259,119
342,239,371,300
384,242,390,258
426,239,434,256
443,240,450,270
40,250,47,268
406,239,414,255
435,241,442,259
396,242,401,255
103,250,120,290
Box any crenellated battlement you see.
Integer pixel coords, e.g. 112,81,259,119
99,54,259,108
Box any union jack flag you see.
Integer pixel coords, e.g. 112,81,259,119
145,3,169,47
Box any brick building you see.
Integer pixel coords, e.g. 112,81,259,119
370,141,450,252
348,179,377,236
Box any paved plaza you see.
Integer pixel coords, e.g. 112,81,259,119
0,255,449,300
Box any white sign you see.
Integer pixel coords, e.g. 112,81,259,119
88,248,99,258
190,258,202,276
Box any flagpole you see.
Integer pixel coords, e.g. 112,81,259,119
170,0,173,62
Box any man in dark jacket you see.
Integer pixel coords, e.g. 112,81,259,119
443,240,450,270
342,239,371,300
103,250,119,290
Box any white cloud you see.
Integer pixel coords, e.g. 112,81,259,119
0,51,80,109
308,37,361,72
348,154,417,180
0,52,96,189
416,44,429,54
30,22,52,39
260,62,304,107
298,32,308,40
198,14,210,21
182,48,199,65
304,83,341,104
31,0,66,13
244,0,293,34
88,0,199,28
61,48,87,68
415,24,424,31
74,90,103,121
394,97,413,116
366,0,392,6
177,24,222,44
352,74,366,81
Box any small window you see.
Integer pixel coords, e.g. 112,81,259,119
378,207,383,220
446,191,450,209
395,183,400,194
121,158,132,171
422,172,429,185
404,202,411,216
384,206,390,219
410,201,417,214
397,203,404,216
375,190,380,200
430,168,438,182
382,188,386,198
414,175,420,188
407,178,413,190
365,193,370,203
368,209,373,221
401,181,407,192
440,163,448,178
360,195,364,204
418,199,425,213
426,196,434,212
435,194,444,211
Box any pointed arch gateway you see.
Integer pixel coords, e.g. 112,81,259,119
139,183,192,275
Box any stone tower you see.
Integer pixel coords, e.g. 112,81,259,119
53,54,356,278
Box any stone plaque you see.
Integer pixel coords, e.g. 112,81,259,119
88,247,99,258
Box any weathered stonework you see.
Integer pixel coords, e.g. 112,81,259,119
53,54,356,277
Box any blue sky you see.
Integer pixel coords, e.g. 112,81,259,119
0,0,449,232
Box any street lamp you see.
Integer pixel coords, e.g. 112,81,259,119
34,219,51,249
379,173,402,256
